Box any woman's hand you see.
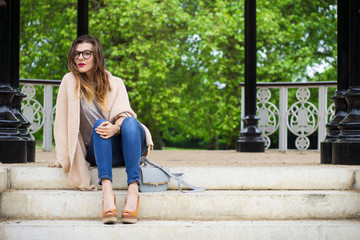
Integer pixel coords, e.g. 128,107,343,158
95,121,120,139
48,162,61,168
49,163,58,168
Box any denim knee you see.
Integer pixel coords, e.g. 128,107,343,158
94,119,107,129
121,117,138,134
93,119,107,137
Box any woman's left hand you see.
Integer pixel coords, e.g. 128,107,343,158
95,121,120,139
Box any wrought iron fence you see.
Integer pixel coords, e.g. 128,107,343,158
20,79,336,151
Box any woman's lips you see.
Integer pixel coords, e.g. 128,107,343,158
78,63,85,67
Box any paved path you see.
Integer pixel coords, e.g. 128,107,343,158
30,149,325,167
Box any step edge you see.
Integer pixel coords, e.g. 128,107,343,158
4,166,359,191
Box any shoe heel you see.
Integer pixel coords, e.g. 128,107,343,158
121,196,139,224
102,194,117,224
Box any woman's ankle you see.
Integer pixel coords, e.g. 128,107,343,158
102,178,114,196
127,182,139,195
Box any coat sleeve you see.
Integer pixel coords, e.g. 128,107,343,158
110,77,137,125
110,76,154,149
53,75,71,172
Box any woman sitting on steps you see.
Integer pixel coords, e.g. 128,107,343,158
50,35,153,224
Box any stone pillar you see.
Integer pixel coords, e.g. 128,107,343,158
0,0,26,163
77,0,88,36
320,0,349,164
236,0,265,152
332,0,360,165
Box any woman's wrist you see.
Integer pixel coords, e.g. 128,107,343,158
115,124,121,135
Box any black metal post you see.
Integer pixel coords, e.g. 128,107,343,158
77,0,88,36
0,0,9,84
0,0,26,163
236,0,265,152
320,0,350,164
332,0,360,165
9,0,19,90
9,0,35,162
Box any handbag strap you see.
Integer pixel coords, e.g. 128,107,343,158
140,156,205,193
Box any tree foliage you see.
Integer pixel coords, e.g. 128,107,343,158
20,0,337,149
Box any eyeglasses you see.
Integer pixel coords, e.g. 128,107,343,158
74,51,93,59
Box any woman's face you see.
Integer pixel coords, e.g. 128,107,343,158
74,42,95,75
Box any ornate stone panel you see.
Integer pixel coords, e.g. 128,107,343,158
21,84,44,138
256,88,279,149
287,88,318,150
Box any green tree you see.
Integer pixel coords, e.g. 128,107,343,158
20,0,337,149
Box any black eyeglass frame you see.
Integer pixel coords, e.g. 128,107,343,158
74,51,94,59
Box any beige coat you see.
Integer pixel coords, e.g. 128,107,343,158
54,71,153,191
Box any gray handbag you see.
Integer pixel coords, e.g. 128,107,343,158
139,156,205,193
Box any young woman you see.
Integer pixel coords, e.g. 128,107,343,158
50,35,153,224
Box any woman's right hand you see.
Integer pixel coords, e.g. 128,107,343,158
95,121,120,139
49,163,57,168
49,162,61,168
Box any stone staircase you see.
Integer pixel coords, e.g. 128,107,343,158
0,157,360,239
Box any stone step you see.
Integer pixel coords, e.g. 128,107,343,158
1,190,359,221
1,220,360,240
0,169,6,193
3,165,360,190
356,168,360,190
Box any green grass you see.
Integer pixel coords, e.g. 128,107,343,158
163,147,206,150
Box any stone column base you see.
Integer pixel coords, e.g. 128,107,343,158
332,141,360,165
0,139,27,163
236,140,265,152
26,140,35,162
320,142,333,164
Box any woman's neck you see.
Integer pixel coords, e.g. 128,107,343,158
86,71,95,82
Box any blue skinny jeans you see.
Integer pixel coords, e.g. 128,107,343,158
85,117,147,185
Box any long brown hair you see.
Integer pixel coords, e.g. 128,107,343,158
68,35,110,111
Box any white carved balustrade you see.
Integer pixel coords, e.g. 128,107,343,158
287,88,319,150
241,82,336,151
20,79,336,151
256,88,279,149
21,84,45,138
20,79,60,151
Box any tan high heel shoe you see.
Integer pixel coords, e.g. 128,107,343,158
102,194,117,224
121,196,140,224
